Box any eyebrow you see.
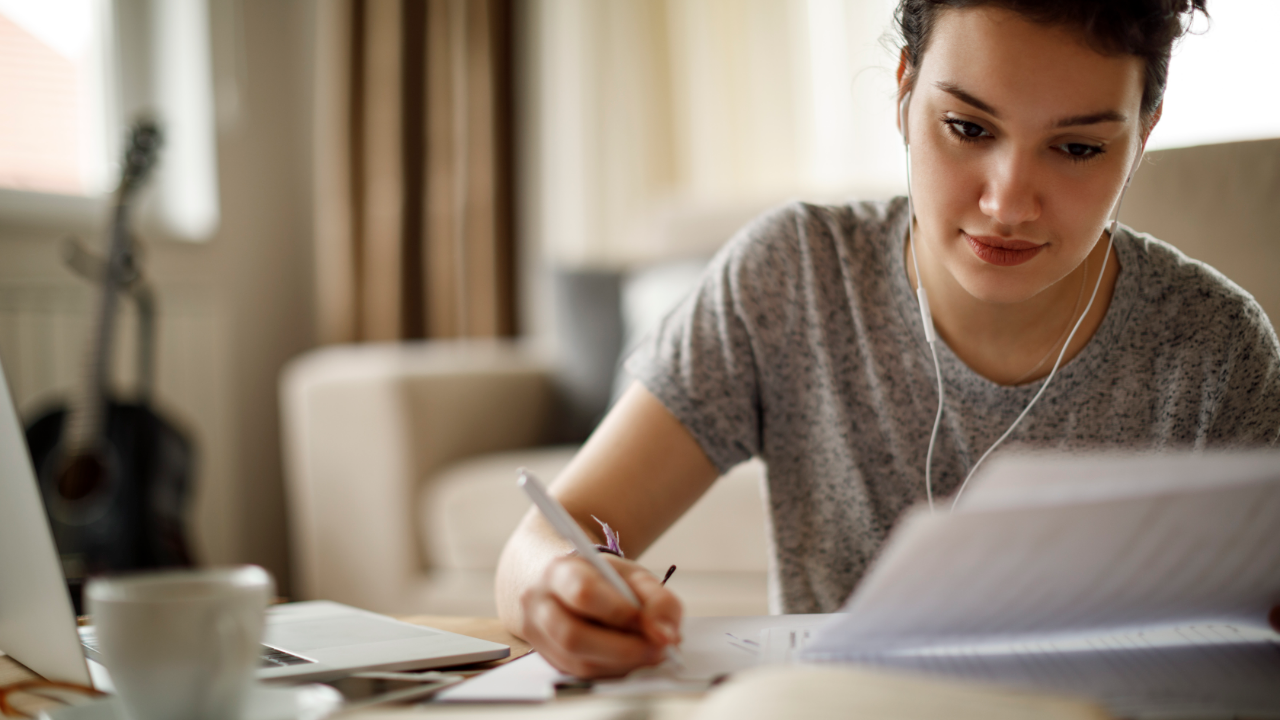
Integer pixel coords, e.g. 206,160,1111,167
932,81,1127,128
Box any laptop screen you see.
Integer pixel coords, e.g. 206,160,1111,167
0,356,94,686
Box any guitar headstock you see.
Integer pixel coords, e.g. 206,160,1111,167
117,118,163,200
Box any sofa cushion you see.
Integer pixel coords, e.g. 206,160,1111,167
421,446,579,571
420,449,771,576
639,458,771,575
407,568,769,617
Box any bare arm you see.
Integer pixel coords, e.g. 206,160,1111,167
495,381,719,677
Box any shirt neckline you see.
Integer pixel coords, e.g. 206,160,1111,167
884,197,1139,403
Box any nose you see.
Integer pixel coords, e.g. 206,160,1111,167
977,149,1041,228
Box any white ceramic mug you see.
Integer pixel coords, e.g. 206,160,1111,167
86,566,273,720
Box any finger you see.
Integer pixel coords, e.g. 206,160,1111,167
546,556,643,631
1269,605,1280,634
527,591,664,678
626,568,683,646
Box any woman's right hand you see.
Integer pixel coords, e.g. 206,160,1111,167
516,552,683,678
497,384,716,677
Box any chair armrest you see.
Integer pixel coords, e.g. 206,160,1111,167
279,340,556,613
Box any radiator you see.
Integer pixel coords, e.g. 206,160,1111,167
0,280,237,566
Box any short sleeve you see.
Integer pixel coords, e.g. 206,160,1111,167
623,205,806,473
1204,300,1280,446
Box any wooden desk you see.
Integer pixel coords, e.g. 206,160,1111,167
0,649,41,687
0,616,533,717
2,616,1112,720
0,616,527,681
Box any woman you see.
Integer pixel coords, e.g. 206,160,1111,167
497,0,1280,678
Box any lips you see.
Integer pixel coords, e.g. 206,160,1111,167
963,232,1044,266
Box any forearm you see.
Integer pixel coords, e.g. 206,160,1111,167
494,383,717,639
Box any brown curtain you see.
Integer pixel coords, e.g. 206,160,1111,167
314,0,516,343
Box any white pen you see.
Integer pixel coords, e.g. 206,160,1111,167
517,468,683,666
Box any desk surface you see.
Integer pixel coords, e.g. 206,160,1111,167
2,616,1115,720
1,616,526,678
0,616,532,716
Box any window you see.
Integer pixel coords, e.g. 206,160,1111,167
1146,1,1280,150
0,0,220,241
0,0,113,196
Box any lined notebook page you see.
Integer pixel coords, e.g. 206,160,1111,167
803,467,1280,652
795,452,1280,718
775,622,1280,717
855,624,1280,718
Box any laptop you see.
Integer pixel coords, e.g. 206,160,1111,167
0,356,508,688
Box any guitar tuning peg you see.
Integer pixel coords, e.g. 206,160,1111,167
60,235,143,286
61,236,104,282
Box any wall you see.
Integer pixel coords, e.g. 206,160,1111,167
0,0,315,595
518,0,905,279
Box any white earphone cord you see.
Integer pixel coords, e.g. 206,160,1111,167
899,89,1138,513
947,222,1115,510
904,144,945,514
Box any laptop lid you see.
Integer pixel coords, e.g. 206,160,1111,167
0,355,94,686
0,356,508,686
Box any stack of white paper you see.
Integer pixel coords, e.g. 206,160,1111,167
798,451,1280,718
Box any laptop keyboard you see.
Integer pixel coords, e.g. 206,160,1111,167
259,646,315,667
79,627,316,667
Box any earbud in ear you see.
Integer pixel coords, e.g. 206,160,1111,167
898,91,912,146
1124,149,1144,188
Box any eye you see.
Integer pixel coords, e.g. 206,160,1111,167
1056,142,1106,162
943,118,992,143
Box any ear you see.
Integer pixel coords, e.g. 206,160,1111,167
896,48,911,135
1140,101,1164,148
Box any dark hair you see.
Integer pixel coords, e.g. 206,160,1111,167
894,0,1208,128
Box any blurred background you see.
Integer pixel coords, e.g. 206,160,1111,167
1,0,1276,603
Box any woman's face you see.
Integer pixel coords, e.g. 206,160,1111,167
903,6,1149,305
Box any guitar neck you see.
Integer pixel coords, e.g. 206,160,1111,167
63,200,132,454
62,119,159,456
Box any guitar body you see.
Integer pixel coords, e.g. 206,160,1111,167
25,400,194,614
22,119,196,613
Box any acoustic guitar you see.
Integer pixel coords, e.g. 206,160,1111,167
24,120,195,614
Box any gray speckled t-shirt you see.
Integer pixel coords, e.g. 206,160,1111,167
624,197,1280,615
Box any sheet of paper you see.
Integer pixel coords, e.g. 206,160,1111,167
802,466,1280,654
863,623,1280,719
434,652,563,702
957,450,1280,512
759,626,815,665
782,621,1280,717
434,615,838,702
589,614,837,696
674,614,836,678
797,452,1280,718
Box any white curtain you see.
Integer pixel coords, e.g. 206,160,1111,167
521,0,906,269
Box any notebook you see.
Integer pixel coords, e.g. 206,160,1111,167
0,356,508,688
796,451,1280,718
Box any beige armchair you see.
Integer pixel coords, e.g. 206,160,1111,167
280,138,1279,619
280,340,771,617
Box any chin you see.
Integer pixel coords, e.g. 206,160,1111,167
955,266,1052,305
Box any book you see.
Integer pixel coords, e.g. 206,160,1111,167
796,450,1280,718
